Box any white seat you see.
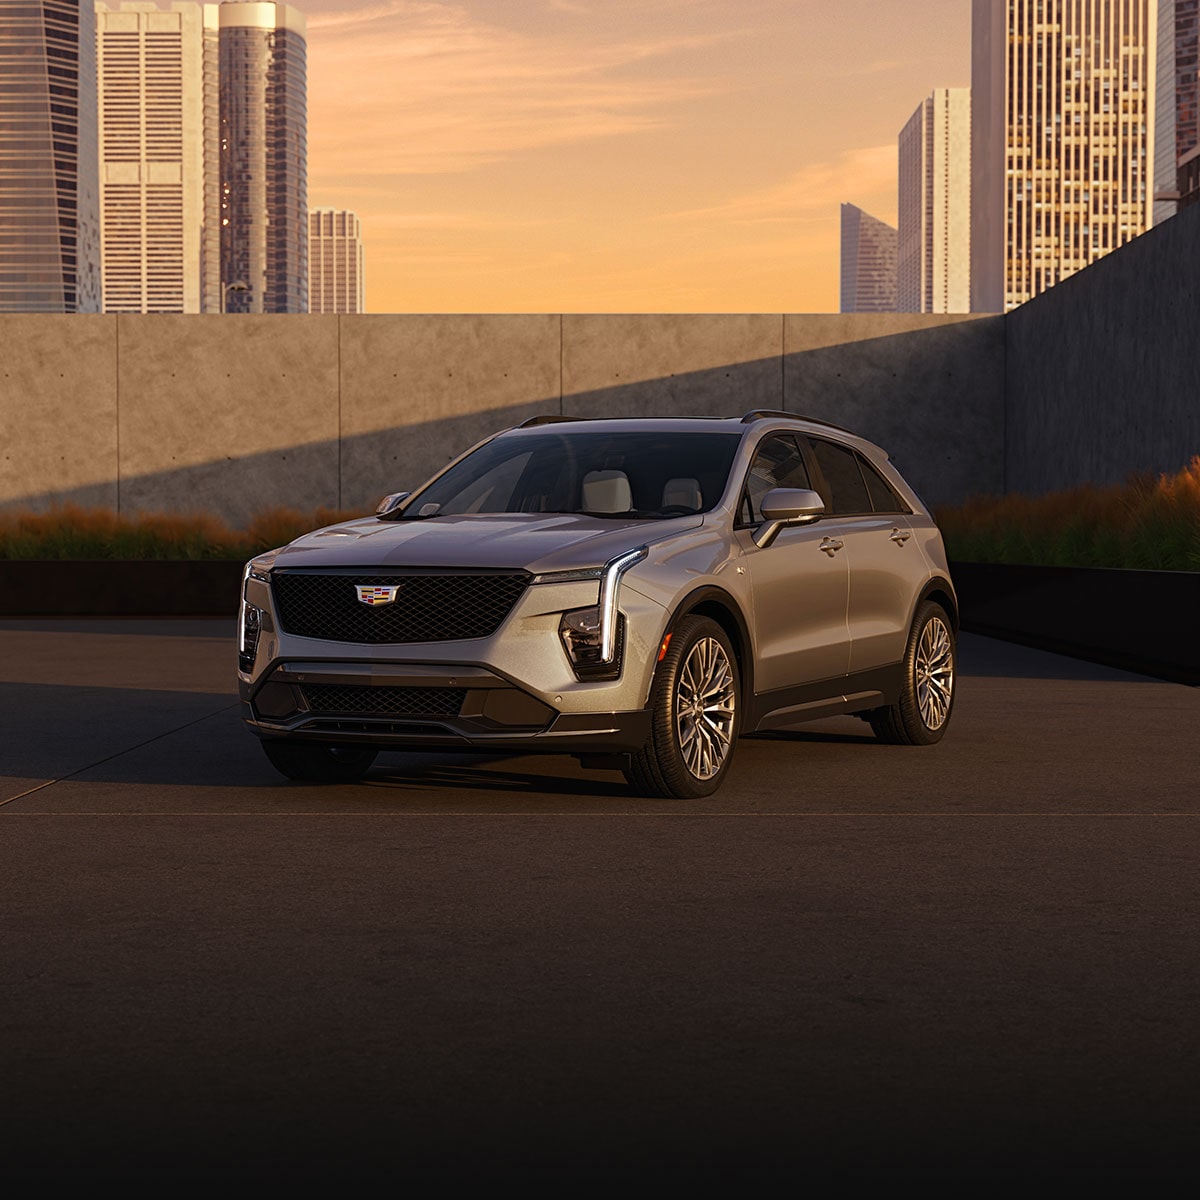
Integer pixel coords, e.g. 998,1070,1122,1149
662,477,702,511
582,469,633,514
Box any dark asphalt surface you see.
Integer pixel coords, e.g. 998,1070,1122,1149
1,619,1197,1181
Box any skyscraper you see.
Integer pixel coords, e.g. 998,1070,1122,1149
839,203,898,313
219,0,306,313
95,2,220,313
1154,1,1198,214
0,0,101,312
308,208,364,314
898,89,973,313
972,0,1158,312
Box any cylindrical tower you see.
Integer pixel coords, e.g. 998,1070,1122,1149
218,0,307,313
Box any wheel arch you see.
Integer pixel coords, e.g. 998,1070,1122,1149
665,585,755,703
916,576,959,632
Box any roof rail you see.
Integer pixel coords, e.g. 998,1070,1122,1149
740,410,859,436
515,414,584,428
739,409,792,423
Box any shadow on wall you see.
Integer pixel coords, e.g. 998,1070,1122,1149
3,314,1004,525
1005,200,1200,495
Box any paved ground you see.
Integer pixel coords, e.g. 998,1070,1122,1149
1,619,1197,1180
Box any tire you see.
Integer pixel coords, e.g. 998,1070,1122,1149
625,615,740,799
868,600,956,745
261,740,379,783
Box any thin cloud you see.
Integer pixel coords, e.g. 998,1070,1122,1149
666,145,898,225
307,2,734,179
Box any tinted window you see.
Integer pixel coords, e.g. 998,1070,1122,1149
857,453,909,514
739,434,811,524
402,430,741,519
806,438,871,515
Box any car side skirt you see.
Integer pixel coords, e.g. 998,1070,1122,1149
748,663,903,732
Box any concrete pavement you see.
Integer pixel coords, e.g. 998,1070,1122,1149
1,621,1197,1179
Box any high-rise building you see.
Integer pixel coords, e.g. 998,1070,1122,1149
0,0,101,312
95,2,220,313
308,209,364,313
839,203,897,313
1154,1,1198,215
219,0,306,313
971,0,1158,312
898,88,973,313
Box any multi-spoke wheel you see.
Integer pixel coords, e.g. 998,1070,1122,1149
674,635,737,780
625,615,741,798
261,740,378,783
868,600,957,746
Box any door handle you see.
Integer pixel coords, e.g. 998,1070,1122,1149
889,528,911,545
819,537,844,556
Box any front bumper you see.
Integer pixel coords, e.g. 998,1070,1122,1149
240,658,652,754
238,567,670,757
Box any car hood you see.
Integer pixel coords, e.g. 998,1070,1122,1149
269,512,704,574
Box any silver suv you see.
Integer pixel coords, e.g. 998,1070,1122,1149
239,412,957,797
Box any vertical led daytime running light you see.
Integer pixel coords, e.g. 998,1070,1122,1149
239,563,251,654
598,546,647,663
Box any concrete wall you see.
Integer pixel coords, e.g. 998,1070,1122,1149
0,311,1001,525
1005,200,1200,495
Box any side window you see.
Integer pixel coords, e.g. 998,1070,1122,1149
739,434,811,524
856,453,910,514
806,438,871,515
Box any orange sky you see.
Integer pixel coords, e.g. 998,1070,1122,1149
304,0,972,313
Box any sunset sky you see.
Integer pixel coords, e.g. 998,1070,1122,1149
304,0,972,312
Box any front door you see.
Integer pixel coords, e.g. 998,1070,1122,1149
736,433,851,694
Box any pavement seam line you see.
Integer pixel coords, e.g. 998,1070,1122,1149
0,811,1195,818
0,701,241,810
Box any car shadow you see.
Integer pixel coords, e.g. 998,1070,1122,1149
362,754,633,798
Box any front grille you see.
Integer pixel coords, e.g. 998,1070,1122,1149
300,684,467,719
272,570,530,644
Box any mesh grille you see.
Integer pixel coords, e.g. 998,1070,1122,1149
300,685,467,718
272,571,530,644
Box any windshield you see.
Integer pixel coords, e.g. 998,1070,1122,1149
395,430,742,520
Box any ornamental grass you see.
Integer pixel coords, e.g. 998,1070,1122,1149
4,463,1200,569
935,457,1200,572
0,504,363,560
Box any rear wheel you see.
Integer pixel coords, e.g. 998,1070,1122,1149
869,600,956,745
625,615,740,799
261,740,378,783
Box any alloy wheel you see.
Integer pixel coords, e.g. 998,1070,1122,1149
915,615,954,730
674,636,737,779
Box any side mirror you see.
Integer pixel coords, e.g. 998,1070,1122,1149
760,488,825,523
755,488,825,548
375,491,411,517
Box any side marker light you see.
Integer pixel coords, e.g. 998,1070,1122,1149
657,633,672,662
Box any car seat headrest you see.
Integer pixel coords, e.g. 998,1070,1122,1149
582,469,633,514
661,477,702,511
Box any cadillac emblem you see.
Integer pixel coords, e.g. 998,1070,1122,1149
356,584,401,606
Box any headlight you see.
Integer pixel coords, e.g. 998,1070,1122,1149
238,561,268,673
554,546,646,680
238,602,262,674
560,607,627,680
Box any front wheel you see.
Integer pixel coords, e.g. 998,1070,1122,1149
868,600,956,745
261,740,379,783
625,615,740,799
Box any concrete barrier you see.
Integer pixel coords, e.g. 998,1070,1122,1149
0,312,1000,525
1005,200,1200,496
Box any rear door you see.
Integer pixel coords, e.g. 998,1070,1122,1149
801,436,926,676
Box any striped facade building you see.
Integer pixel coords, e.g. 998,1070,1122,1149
0,0,101,312
308,208,364,314
972,0,1158,311
95,1,220,313
898,88,973,313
